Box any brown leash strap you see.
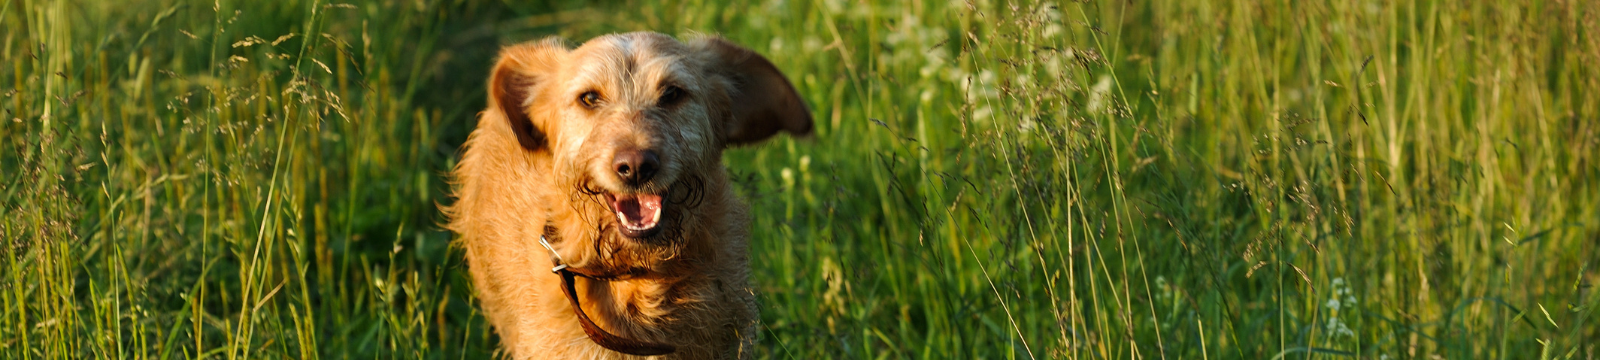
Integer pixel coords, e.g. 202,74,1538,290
542,235,677,356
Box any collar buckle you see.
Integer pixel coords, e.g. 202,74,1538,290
538,234,568,273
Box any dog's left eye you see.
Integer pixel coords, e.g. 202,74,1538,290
579,91,602,109
658,86,686,106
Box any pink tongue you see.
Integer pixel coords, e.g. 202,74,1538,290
614,194,664,227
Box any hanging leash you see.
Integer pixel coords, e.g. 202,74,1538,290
539,233,677,356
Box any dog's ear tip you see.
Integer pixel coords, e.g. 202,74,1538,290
781,101,813,132
495,40,565,71
789,115,814,137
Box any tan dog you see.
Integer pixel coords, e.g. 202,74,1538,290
444,32,811,359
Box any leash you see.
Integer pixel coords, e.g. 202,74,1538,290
539,233,677,356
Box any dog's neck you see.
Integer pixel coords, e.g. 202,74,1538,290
537,224,678,356
538,223,651,280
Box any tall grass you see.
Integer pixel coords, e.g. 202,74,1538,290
3,0,1596,359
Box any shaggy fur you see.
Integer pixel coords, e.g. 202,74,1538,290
444,32,811,359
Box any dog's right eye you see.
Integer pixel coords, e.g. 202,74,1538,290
657,85,686,106
578,91,602,109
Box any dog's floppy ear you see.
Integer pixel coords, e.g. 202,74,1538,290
489,38,568,152
694,37,813,146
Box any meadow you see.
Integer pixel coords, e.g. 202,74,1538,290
3,0,1597,358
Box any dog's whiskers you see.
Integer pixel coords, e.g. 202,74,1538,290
667,174,707,209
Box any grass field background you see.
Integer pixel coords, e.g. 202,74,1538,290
4,0,1598,358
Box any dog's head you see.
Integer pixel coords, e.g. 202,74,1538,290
486,32,810,274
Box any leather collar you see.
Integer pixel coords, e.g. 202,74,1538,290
539,229,677,356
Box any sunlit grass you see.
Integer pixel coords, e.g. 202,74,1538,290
3,0,1596,359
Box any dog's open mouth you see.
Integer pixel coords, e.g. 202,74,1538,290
607,193,664,238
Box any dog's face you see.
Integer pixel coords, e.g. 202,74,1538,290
487,32,810,274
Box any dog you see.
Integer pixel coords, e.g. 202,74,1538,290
444,32,811,359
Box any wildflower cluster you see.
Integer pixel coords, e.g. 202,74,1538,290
1323,278,1358,339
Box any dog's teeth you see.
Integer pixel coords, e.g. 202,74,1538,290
610,194,662,234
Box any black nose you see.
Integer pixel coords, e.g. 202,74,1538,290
612,149,660,185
